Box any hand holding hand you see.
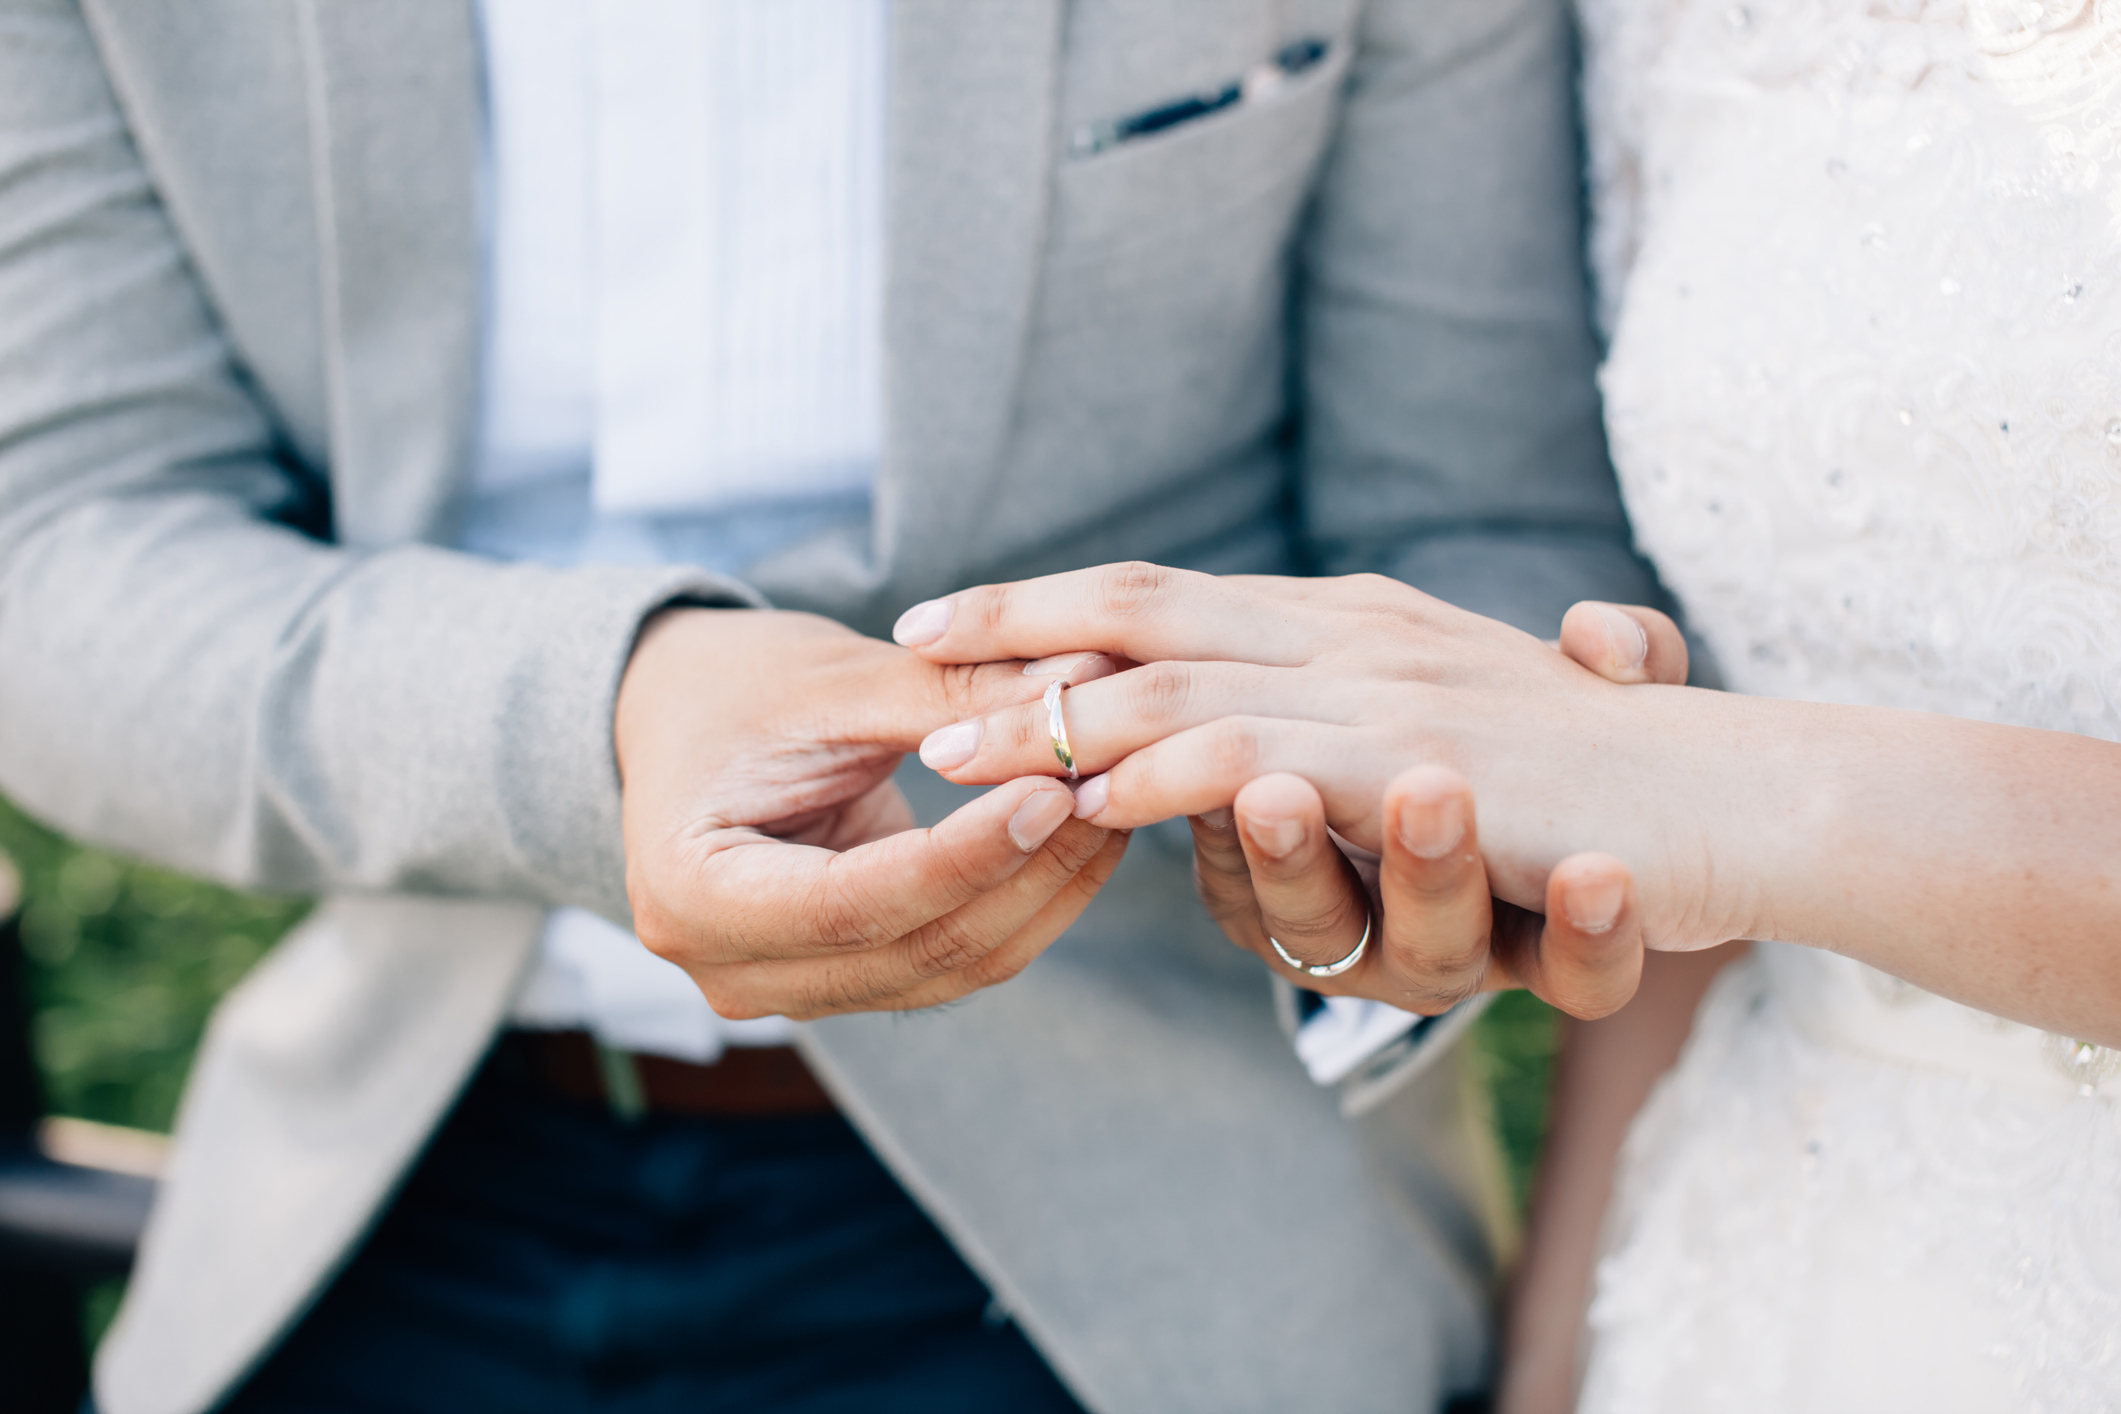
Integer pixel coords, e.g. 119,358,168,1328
1190,601,1687,1019
616,608,1129,1020
897,566,1700,1017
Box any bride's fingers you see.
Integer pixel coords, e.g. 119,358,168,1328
1507,853,1644,1020
1557,602,1689,686
892,563,1317,666
1364,766,1497,1014
1230,774,1373,975
1068,717,1387,845
918,661,1322,784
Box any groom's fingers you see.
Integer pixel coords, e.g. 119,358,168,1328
893,562,1317,667
1229,774,1374,976
1512,853,1644,1020
1365,766,1497,1014
648,777,1082,977
769,817,1120,1018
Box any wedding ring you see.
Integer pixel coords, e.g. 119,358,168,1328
1269,911,1371,979
1044,679,1079,780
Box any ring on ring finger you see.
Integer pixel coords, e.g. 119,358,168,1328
1269,912,1371,979
1044,679,1078,780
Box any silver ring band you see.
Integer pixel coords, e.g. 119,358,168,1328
1269,911,1371,979
1043,679,1078,780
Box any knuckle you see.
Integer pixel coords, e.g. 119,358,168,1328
1202,719,1261,779
1193,864,1256,926
1125,661,1193,728
792,961,887,1019
1039,816,1107,871
963,584,1010,636
695,974,767,1021
937,661,986,716
1396,975,1482,1017
1095,561,1174,622
904,913,991,980
1266,894,1364,944
972,951,1035,989
814,866,901,949
1008,701,1049,755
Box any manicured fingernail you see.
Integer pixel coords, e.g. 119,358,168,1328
893,598,952,647
1199,808,1233,830
1071,773,1110,819
1595,604,1649,670
1008,789,1074,852
1022,652,1093,676
1398,793,1465,860
1562,876,1627,934
1250,815,1306,860
919,720,981,771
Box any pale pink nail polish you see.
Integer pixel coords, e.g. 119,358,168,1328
1022,652,1093,676
1008,789,1073,852
1199,808,1233,830
1071,773,1110,819
1563,876,1627,934
892,598,953,647
1398,794,1466,860
919,720,981,770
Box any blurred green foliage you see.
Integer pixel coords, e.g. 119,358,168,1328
0,795,310,1132
1472,989,1560,1211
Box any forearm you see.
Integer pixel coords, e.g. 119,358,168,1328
1499,944,1744,1414
1671,690,2121,1043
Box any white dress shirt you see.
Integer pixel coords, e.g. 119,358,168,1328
470,0,885,1062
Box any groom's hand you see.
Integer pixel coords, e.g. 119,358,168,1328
1193,767,1646,1019
615,608,1129,1020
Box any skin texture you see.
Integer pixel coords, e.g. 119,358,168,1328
614,607,1129,1019
897,561,2121,1047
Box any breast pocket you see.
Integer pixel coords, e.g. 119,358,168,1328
991,39,1354,550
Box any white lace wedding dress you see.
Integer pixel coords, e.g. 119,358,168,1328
1574,1,2121,1407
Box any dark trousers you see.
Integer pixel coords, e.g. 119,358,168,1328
211,1038,1087,1414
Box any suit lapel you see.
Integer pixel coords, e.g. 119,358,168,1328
296,0,483,549
779,0,1062,616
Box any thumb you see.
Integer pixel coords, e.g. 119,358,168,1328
1558,602,1689,686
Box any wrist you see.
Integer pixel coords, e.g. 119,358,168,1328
615,605,736,786
1648,689,1844,948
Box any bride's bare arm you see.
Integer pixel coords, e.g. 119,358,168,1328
896,563,2121,1045
1496,944,1744,1414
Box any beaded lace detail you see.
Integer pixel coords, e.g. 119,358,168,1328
1576,1,2121,1405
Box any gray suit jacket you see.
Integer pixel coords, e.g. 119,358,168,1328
0,2,1655,1411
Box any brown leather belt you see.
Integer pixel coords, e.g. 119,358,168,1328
507,1029,837,1119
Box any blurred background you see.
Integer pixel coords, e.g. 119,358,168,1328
0,794,1559,1379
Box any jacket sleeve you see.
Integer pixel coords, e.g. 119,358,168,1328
1297,0,1664,634
0,0,752,921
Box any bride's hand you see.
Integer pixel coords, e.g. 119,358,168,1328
895,563,1722,954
